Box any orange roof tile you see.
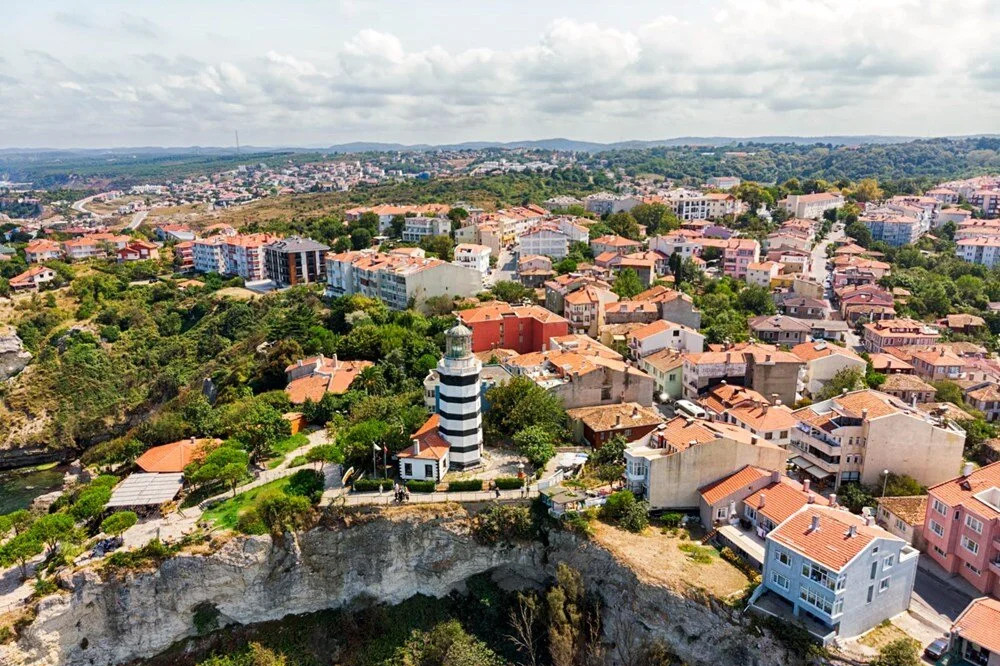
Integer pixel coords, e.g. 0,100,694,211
699,465,771,505
769,505,892,571
135,438,221,473
744,479,829,525
927,460,1000,520
952,597,1000,654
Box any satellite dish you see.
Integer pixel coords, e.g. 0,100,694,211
342,466,356,486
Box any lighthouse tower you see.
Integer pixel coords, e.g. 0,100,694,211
436,320,483,469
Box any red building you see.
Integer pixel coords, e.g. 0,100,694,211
922,461,1000,597
458,302,569,354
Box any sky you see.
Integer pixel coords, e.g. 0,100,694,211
2,0,1000,148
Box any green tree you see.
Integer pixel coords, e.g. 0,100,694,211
605,212,640,240
932,380,967,409
591,434,627,466
1,509,33,536
612,268,643,299
489,280,533,303
736,284,777,316
254,491,312,536
350,228,372,250
852,178,884,203
845,221,873,248
30,513,75,555
0,533,43,579
70,486,112,522
419,234,455,261
231,402,291,463
304,443,342,470
100,511,138,537
484,376,565,442
817,368,866,400
630,203,679,236
512,426,557,467
390,214,406,238
286,469,324,504
546,563,587,666
837,483,876,514
187,444,250,495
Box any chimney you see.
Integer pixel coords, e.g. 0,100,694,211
863,516,873,527
414,438,420,455
685,417,694,425
766,354,772,362
758,492,766,508
809,515,821,532
841,388,848,395
615,414,623,427
632,406,640,418
963,462,975,477
862,408,869,419
847,525,857,538
829,493,837,507
771,470,781,483
721,379,728,385
807,493,815,504
190,436,196,444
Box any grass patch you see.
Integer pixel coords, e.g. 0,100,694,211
678,542,716,564
265,457,285,470
202,477,290,531
271,433,309,456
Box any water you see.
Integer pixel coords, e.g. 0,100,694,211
0,465,67,514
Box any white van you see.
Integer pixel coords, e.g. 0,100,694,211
674,399,707,420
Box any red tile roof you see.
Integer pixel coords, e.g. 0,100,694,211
769,505,894,571
952,597,1000,655
699,465,771,505
927,460,1000,520
135,438,220,473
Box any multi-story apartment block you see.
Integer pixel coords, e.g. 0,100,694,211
638,348,684,400
543,274,612,315
720,238,761,279
519,225,574,259
224,233,277,281
859,213,923,247
624,417,788,509
970,190,1000,218
263,236,329,287
752,505,918,643
634,285,702,329
402,216,451,243
791,341,867,398
61,234,130,261
922,461,1000,597
457,301,569,354
862,318,941,353
935,207,973,227
590,234,643,257
682,343,803,407
700,383,797,448
583,192,640,216
957,237,1000,268
789,389,965,489
343,203,450,233
782,192,845,219
746,261,781,288
192,236,228,274
452,243,491,275
326,248,482,309
563,284,619,337
706,176,741,190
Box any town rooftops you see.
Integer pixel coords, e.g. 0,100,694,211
791,192,843,203
457,301,566,325
876,495,927,526
285,356,374,404
640,348,684,373
565,402,664,433
699,465,772,505
749,314,812,333
869,353,914,373
769,505,897,571
591,234,643,248
928,460,1000,520
953,598,1000,656
628,318,698,341
701,383,768,413
790,341,863,363
880,373,936,393
743,476,830,525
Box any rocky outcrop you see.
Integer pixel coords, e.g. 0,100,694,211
2,508,793,666
0,327,30,382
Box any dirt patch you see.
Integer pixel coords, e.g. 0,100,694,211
591,521,751,599
858,620,910,650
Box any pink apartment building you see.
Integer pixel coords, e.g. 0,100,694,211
922,461,1000,597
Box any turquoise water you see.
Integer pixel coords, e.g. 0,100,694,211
0,465,66,514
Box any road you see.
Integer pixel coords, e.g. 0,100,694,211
126,210,148,230
807,225,863,350
70,193,107,217
487,246,517,286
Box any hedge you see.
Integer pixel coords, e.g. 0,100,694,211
406,480,436,493
353,478,394,492
494,477,524,490
447,480,484,492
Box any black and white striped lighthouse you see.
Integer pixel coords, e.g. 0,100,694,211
436,320,483,469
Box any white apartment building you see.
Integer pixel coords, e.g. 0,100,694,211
402,216,451,243
453,243,491,275
192,236,228,274
584,193,641,215
225,233,275,281
783,193,845,219
957,237,1000,268
326,249,483,310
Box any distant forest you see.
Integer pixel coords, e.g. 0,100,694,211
2,137,1000,189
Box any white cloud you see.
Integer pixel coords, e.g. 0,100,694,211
4,0,1000,146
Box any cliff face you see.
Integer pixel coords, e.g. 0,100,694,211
0,327,30,383
2,508,792,666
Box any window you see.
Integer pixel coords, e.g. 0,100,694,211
965,562,982,576
801,562,840,591
745,506,758,521
866,585,874,604
933,545,947,558
799,587,835,615
894,518,906,531
879,577,890,593
771,572,789,590
774,549,790,566
424,464,434,478
872,545,879,555
932,499,948,516
779,430,788,438
404,463,413,476
883,555,894,569
870,562,878,580
961,535,980,555
965,514,984,534
929,520,944,537
716,507,728,520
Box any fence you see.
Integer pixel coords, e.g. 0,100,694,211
328,487,539,507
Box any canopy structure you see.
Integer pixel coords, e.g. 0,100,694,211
106,473,183,507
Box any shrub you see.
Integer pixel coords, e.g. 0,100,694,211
678,542,714,564
494,476,524,490
447,479,483,492
32,576,58,598
720,546,761,579
601,490,637,521
104,538,176,571
871,638,921,666
235,508,267,535
406,480,436,493
473,505,535,544
255,492,312,535
660,512,683,528
619,500,649,533
100,511,138,537
353,478,394,492
286,469,324,504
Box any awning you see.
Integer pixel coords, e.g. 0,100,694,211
802,465,833,480
788,455,811,468
107,473,183,507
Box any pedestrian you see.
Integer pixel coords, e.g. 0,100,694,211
495,486,501,499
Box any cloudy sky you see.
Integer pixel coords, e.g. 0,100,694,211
3,0,999,148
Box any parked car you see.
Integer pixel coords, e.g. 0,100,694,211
924,637,949,661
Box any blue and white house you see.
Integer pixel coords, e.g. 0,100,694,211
750,504,918,643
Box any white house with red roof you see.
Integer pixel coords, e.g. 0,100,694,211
9,265,56,291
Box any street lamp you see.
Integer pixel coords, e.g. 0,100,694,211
881,469,890,497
